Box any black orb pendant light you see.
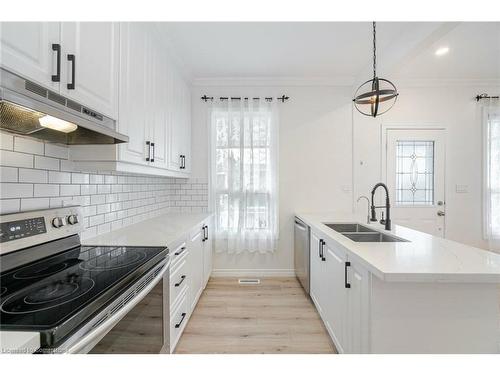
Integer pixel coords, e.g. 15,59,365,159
353,22,399,117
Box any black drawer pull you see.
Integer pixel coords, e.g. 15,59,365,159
175,312,187,328
174,246,186,256
175,275,186,287
321,240,326,261
51,44,61,82
146,141,151,161
67,54,75,90
151,142,155,162
345,261,351,288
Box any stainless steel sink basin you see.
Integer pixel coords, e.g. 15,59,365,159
342,232,409,243
323,222,409,242
323,223,376,233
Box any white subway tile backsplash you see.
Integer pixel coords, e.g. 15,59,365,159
0,199,20,214
45,143,68,159
0,150,33,168
0,183,33,199
0,133,14,150
19,168,48,183
34,184,59,197
49,171,71,184
60,184,80,196
0,167,18,182
21,198,50,211
34,155,59,171
0,133,208,240
14,137,44,155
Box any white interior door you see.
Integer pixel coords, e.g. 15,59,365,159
385,129,446,237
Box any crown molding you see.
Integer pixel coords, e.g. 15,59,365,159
192,76,356,88
394,78,500,88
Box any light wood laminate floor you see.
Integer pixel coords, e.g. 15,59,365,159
174,277,337,354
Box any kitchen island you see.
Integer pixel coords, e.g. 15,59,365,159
296,212,500,354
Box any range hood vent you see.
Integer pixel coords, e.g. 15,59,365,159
0,68,128,145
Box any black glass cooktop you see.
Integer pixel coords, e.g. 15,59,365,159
0,243,167,347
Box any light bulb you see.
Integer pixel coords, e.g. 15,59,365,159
38,115,78,133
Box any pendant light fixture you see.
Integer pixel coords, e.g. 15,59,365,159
353,22,399,117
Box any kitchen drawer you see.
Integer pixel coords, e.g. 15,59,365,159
170,240,188,269
169,288,189,353
170,257,189,308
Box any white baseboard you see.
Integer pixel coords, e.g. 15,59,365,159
211,269,296,278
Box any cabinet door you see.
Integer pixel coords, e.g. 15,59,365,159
323,241,348,353
188,228,204,310
180,82,192,173
60,22,119,118
309,231,324,315
117,23,150,166
0,22,60,90
149,45,168,169
346,259,370,354
167,73,185,171
202,223,212,287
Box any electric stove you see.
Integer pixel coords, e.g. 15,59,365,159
0,207,168,351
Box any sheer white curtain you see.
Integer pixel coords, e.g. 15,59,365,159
209,98,279,254
483,99,500,252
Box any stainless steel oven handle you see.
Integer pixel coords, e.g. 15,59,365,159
64,258,170,354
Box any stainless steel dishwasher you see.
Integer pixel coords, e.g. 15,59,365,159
294,217,310,294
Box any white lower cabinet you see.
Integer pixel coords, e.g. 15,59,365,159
168,219,213,353
310,230,370,354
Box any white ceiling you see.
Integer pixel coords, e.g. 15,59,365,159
158,22,500,83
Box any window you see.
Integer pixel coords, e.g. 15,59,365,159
210,99,278,254
395,140,435,205
485,111,500,239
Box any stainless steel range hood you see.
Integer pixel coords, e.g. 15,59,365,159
0,68,128,145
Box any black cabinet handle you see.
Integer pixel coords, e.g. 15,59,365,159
205,225,208,241
318,239,321,259
67,54,75,90
202,225,206,242
174,275,186,287
151,142,155,162
321,240,326,261
51,44,61,82
345,261,351,288
146,141,151,161
174,246,186,256
183,155,186,169
174,312,187,328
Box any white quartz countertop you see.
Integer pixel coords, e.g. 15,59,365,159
82,212,213,248
0,331,40,354
296,212,500,283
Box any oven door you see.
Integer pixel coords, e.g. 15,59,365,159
63,259,170,354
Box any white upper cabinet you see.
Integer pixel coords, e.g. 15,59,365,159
0,22,60,90
0,22,119,119
117,22,150,166
60,22,120,119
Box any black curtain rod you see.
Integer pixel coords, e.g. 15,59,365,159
476,93,500,101
201,95,290,103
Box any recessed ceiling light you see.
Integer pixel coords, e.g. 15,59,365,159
435,46,449,56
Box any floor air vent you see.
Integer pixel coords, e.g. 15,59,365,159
238,278,261,285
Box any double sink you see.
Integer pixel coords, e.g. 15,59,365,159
323,223,409,243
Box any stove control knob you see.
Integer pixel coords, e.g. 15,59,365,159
67,214,79,225
52,217,66,228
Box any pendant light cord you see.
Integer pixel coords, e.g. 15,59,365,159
373,21,377,79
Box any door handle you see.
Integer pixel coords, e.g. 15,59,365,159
151,142,155,162
174,312,187,328
437,210,445,217
345,261,351,288
146,141,151,161
67,54,76,90
174,275,186,287
51,44,61,82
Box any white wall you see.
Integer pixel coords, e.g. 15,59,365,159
191,85,354,275
191,81,500,275
353,83,500,251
